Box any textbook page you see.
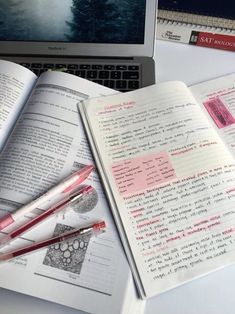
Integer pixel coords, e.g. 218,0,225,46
0,60,37,153
190,73,235,157
0,71,143,314
80,81,235,298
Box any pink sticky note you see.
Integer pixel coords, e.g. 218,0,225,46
204,97,235,129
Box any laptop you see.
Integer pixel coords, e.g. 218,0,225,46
0,0,157,92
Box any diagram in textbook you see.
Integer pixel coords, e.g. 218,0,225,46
43,223,92,274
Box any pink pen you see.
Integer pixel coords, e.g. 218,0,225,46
0,221,106,263
0,185,93,247
0,165,93,231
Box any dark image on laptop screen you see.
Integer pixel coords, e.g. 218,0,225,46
0,0,146,44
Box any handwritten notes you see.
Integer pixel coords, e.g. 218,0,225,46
84,80,235,296
124,164,235,291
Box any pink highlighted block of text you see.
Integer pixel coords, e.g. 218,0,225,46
112,151,176,196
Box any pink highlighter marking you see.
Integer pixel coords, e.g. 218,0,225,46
112,151,176,196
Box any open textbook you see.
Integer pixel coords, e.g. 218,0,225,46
79,72,235,298
0,60,145,314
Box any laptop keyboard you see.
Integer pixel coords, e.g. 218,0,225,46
19,62,140,92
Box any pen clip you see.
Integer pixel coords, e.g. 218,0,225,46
54,185,94,217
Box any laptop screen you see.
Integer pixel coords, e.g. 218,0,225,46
0,0,146,44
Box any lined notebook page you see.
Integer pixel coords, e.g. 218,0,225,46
82,81,235,297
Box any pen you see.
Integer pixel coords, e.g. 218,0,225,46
0,185,94,247
0,165,94,231
0,221,106,263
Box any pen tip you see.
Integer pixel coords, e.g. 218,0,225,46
86,164,94,171
74,165,94,185
63,165,94,194
82,165,94,176
93,221,106,231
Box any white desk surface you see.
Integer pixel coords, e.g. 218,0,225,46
1,40,235,314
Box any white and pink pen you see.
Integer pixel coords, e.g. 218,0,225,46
0,165,93,231
0,185,94,247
